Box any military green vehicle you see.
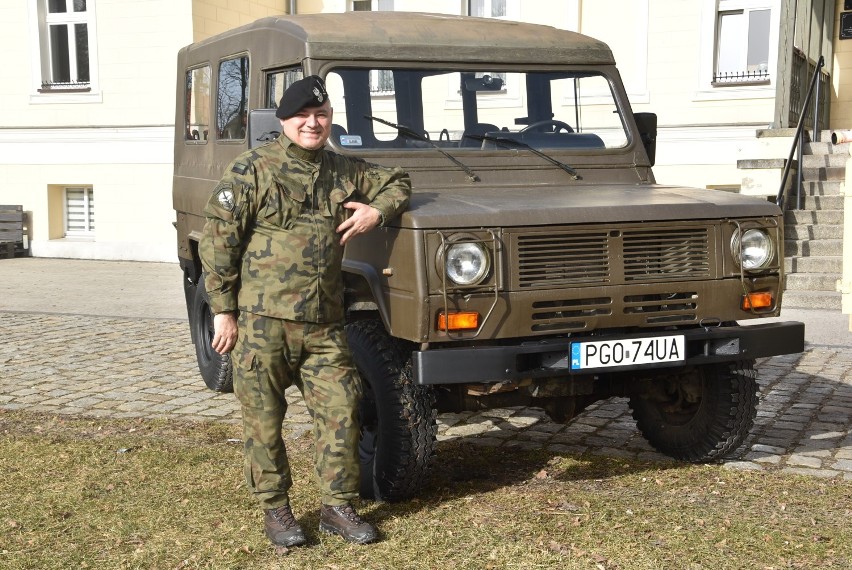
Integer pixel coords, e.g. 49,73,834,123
173,12,804,501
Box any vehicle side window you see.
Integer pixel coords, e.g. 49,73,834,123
217,55,249,140
265,68,304,108
185,65,211,142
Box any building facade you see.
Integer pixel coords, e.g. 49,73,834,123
0,0,848,262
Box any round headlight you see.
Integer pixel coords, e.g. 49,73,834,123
445,241,490,285
732,229,773,270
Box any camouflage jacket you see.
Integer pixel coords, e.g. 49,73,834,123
199,135,411,322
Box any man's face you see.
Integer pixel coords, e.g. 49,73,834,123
280,100,333,150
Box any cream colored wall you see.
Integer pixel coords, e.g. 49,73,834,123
0,1,195,261
0,0,808,261
5,162,174,261
831,4,852,320
831,2,852,129
577,1,778,189
192,0,289,41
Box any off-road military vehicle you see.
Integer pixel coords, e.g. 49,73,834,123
173,12,804,501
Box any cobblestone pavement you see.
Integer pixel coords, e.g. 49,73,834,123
2,310,851,480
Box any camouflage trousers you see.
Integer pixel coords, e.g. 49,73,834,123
232,311,362,510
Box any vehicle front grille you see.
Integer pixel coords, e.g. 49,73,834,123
516,231,610,288
623,228,711,282
531,297,611,332
515,226,711,289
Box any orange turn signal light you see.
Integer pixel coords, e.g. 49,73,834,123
437,311,480,331
742,292,773,311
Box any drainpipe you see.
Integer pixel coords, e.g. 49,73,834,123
289,0,297,15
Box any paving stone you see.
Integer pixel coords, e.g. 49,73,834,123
2,311,852,481
786,454,824,468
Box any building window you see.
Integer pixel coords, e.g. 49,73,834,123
469,0,506,18
351,0,393,11
33,0,98,92
65,187,94,236
713,1,771,84
217,55,249,140
349,1,394,92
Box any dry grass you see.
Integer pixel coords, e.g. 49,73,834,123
1,409,850,570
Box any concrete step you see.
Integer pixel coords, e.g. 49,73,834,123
784,272,840,291
784,238,844,256
804,140,852,155
783,223,843,240
782,194,844,210
802,154,849,168
801,180,843,196
785,255,843,273
784,208,843,225
801,166,846,181
781,289,842,310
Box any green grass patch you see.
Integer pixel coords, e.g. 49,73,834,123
1,409,850,569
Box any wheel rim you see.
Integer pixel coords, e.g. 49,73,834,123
651,374,704,426
196,298,216,366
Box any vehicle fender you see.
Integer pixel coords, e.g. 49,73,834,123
343,259,391,330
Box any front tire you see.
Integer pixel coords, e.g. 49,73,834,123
629,360,758,462
346,319,437,501
189,280,233,393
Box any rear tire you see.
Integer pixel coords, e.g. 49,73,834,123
189,280,233,393
629,360,758,462
346,319,437,501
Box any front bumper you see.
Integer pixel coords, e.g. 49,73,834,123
412,321,804,385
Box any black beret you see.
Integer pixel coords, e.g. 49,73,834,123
275,75,329,119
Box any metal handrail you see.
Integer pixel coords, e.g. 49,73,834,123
776,55,825,208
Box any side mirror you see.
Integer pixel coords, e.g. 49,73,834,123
248,108,281,149
633,112,657,167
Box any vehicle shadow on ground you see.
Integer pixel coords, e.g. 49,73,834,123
352,435,690,530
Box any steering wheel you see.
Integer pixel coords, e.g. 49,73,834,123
519,120,574,133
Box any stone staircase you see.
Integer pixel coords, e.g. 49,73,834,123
781,131,846,310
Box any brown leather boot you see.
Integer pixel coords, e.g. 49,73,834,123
319,503,379,544
264,504,307,547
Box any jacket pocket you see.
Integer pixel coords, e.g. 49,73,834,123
326,179,357,223
259,181,306,229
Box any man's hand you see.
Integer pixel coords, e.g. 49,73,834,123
337,202,381,245
212,311,238,355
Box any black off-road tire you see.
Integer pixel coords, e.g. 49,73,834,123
189,281,233,393
628,360,758,462
345,319,437,502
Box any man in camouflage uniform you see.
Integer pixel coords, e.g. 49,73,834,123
199,75,411,547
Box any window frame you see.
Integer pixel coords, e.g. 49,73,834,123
64,186,95,237
695,0,779,100
713,3,772,85
216,53,250,142
185,64,213,144
350,0,394,11
28,0,101,103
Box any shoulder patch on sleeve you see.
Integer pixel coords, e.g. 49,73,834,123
231,161,249,175
215,183,236,211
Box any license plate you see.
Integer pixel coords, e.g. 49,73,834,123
570,335,685,370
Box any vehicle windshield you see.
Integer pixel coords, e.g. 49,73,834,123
321,68,628,152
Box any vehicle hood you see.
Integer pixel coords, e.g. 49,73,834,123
395,184,781,229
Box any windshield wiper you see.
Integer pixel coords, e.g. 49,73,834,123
469,134,581,180
364,115,480,183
